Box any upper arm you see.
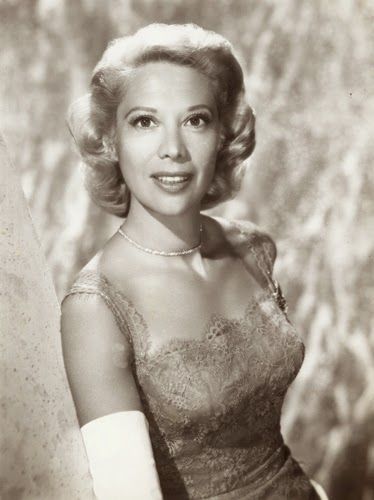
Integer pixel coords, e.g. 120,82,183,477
60,293,142,427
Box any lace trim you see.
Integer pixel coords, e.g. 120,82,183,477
64,272,133,346
135,291,278,365
229,220,289,317
64,270,281,364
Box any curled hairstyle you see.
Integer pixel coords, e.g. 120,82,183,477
68,23,256,217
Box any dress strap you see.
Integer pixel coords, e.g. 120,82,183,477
248,233,288,316
63,269,133,345
230,220,289,316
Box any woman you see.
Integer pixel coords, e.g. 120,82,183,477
61,23,327,499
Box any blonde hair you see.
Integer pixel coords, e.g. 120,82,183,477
68,23,256,217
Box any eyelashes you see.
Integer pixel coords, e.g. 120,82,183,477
129,115,156,129
185,112,212,128
128,112,213,130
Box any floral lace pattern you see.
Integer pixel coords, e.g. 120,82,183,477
64,222,318,499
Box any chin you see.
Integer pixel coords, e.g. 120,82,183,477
152,204,198,217
145,196,201,217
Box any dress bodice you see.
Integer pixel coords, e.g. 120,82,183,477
64,220,318,499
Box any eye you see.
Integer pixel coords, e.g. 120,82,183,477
185,113,211,128
130,115,157,129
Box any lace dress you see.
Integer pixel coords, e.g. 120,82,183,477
64,222,319,500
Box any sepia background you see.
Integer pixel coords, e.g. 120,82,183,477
1,0,373,498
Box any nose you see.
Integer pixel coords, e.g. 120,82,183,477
157,125,189,162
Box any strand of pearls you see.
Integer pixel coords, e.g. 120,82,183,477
118,224,203,256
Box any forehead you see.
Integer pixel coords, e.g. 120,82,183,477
119,61,216,111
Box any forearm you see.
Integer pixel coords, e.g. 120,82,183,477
81,410,163,500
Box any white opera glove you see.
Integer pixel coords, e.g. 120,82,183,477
81,410,163,500
310,479,329,500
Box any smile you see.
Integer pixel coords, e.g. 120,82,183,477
151,174,193,193
153,175,190,185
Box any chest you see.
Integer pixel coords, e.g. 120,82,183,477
113,255,261,355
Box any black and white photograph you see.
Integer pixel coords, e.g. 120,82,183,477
1,1,373,499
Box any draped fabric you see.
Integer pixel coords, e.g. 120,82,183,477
0,135,94,499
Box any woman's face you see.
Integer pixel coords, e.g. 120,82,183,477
116,61,221,217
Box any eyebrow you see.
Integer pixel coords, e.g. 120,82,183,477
124,106,158,119
186,105,214,113
124,104,214,119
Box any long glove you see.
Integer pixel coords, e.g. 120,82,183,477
310,479,329,500
81,410,163,500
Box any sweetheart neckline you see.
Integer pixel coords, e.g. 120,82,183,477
137,292,278,364
71,269,293,363
77,269,287,362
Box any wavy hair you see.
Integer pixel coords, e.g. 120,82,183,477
67,23,256,217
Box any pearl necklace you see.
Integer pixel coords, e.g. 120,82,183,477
118,224,203,256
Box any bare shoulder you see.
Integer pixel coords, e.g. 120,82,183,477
61,278,142,426
205,215,276,265
61,288,123,338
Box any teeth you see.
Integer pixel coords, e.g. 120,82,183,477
155,176,190,184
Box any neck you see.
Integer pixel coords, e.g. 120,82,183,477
120,201,203,254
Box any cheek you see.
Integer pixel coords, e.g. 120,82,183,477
187,133,219,169
117,131,159,172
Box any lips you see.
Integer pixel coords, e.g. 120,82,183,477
151,171,193,192
151,171,193,185
154,175,190,185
